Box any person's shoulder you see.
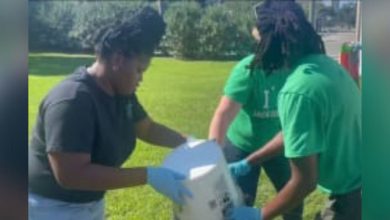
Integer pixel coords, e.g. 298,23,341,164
230,54,255,75
281,72,320,98
43,67,94,105
281,55,336,98
236,54,255,67
296,54,337,69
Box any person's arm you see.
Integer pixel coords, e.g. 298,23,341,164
210,56,252,146
208,96,241,146
228,132,283,178
246,132,284,165
135,117,186,148
261,155,318,220
48,152,146,191
43,95,190,203
48,152,191,204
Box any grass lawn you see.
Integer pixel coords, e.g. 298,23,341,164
29,53,326,220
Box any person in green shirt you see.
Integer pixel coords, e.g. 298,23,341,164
208,15,302,220
229,1,361,220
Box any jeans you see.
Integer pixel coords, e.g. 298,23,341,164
29,193,105,220
223,139,303,220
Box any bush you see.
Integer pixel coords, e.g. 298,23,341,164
198,5,237,59
163,2,256,60
29,1,257,60
29,1,78,51
225,1,257,58
163,2,202,59
200,2,254,59
70,2,148,52
29,1,151,52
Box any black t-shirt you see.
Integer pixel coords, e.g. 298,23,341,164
29,67,147,203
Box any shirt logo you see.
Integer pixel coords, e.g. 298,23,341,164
253,87,278,119
126,103,133,119
253,110,279,118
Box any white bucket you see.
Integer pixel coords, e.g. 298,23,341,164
162,139,243,220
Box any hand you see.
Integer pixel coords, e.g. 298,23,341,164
183,135,205,148
185,135,197,143
147,167,193,205
228,159,251,178
230,206,262,220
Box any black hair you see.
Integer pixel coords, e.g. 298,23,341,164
250,0,326,74
94,6,166,60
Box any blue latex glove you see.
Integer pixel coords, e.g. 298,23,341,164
147,167,193,205
228,159,251,178
230,206,262,220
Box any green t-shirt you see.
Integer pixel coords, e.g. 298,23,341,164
278,54,361,194
224,55,289,152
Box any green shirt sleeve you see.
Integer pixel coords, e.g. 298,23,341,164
278,93,325,158
223,59,253,104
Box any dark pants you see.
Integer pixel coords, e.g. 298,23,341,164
223,140,303,220
315,188,362,220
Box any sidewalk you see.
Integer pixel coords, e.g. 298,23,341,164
321,31,357,60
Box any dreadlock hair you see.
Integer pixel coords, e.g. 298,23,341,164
249,0,326,75
94,6,166,61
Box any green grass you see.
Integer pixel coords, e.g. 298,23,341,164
29,53,326,220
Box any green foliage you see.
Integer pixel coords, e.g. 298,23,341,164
316,2,357,31
162,2,203,59
29,1,258,59
70,2,148,51
29,1,150,52
29,1,78,51
337,3,357,28
198,5,239,59
224,1,257,58
163,2,256,60
33,1,358,59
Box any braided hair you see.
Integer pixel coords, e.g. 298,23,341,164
250,0,326,74
94,6,166,61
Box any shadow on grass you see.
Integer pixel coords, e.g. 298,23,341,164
29,55,95,76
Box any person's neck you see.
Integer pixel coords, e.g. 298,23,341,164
87,61,115,96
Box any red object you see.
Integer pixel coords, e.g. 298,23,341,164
339,42,360,85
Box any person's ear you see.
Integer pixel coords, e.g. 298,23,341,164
110,53,125,72
252,26,261,42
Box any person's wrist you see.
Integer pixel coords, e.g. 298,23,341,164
261,207,272,220
241,159,251,170
245,156,259,166
146,167,157,184
241,158,250,166
230,159,252,176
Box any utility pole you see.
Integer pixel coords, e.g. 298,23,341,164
355,0,361,42
355,0,362,78
156,0,163,15
308,0,317,30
